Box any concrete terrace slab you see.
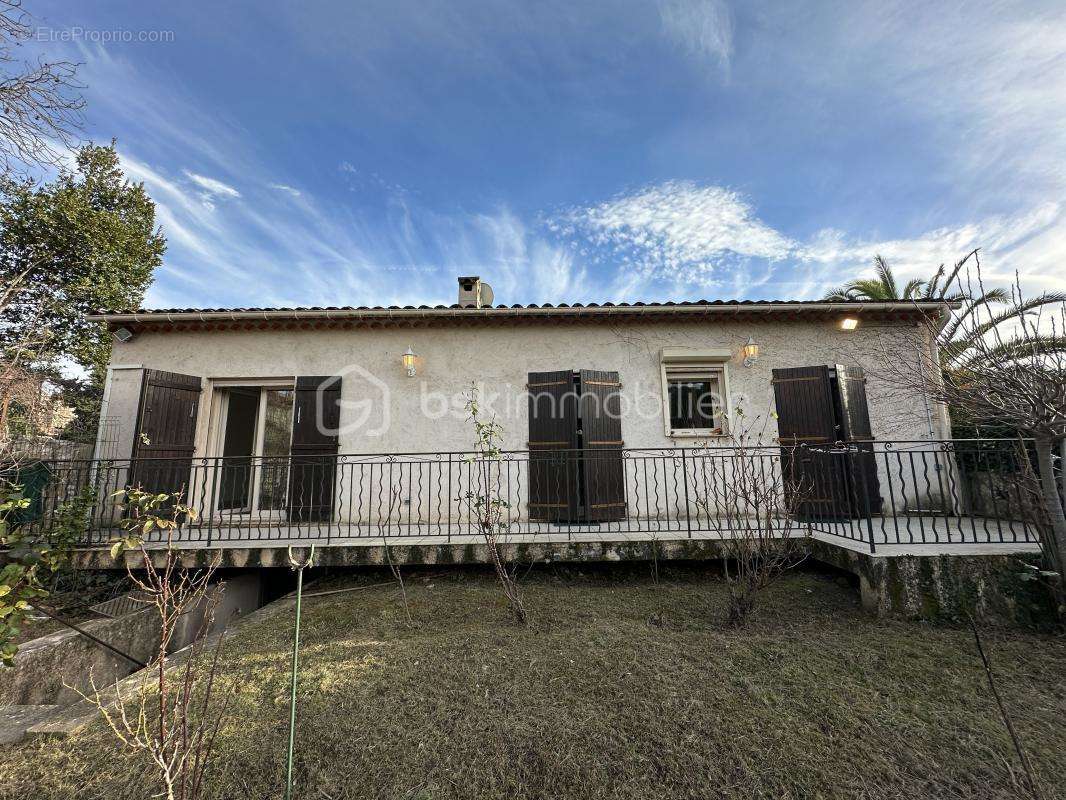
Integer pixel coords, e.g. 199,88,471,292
72,516,1041,570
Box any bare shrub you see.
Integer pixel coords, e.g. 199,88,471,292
81,489,239,800
378,482,413,625
464,386,527,625
968,615,1045,800
691,412,812,626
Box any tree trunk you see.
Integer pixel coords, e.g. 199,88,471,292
1033,435,1066,593
0,390,11,437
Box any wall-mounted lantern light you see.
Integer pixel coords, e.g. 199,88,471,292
401,346,418,377
840,317,859,331
742,336,760,367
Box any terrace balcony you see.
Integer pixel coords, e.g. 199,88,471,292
5,439,1046,561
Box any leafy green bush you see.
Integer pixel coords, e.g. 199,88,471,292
0,480,95,664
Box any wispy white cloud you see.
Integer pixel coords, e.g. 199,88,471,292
126,152,580,309
829,5,1066,209
71,42,237,173
658,0,734,73
268,182,302,198
803,204,1061,276
460,207,589,305
730,2,1066,221
549,181,794,289
183,170,241,210
338,162,411,198
121,157,218,250
549,180,1064,300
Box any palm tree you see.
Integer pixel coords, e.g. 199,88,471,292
824,251,1066,366
824,255,925,301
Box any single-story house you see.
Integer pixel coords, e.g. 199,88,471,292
78,276,964,541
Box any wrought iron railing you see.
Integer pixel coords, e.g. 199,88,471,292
2,439,1044,553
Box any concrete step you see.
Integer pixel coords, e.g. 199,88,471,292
0,705,61,744
24,591,296,740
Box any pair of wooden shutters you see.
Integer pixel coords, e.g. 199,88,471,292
527,370,626,523
771,364,881,520
131,371,341,522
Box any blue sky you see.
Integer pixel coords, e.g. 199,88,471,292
26,0,1066,308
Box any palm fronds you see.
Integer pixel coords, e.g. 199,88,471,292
823,286,856,301
871,255,899,298
924,248,979,300
822,255,924,302
941,291,1066,347
950,334,1066,371
901,278,924,299
824,248,1066,368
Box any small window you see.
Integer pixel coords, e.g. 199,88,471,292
663,366,726,436
658,348,731,437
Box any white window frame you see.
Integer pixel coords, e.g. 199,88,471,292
659,349,732,438
204,378,296,520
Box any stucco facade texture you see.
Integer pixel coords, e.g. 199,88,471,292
91,317,949,526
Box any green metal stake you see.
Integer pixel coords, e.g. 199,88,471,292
285,544,315,800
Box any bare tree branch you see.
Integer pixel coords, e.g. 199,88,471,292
690,411,813,625
0,0,84,176
875,258,1066,606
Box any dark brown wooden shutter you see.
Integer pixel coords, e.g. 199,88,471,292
130,369,202,497
771,366,837,445
771,365,848,520
833,365,882,514
527,370,580,521
834,365,873,442
287,376,341,523
578,369,626,522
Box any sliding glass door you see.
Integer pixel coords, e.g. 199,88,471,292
257,388,294,512
218,387,294,517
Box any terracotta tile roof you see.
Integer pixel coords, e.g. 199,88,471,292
92,298,953,317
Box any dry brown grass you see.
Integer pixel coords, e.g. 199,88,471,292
1,565,1064,800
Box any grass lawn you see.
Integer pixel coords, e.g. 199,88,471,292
1,565,1064,799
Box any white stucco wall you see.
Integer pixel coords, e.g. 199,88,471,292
92,317,951,526
100,316,944,456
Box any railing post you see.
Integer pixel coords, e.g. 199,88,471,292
853,446,877,554
206,459,214,548
680,448,692,539
446,453,453,543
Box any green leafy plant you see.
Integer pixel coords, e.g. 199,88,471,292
0,479,92,664
40,484,96,581
109,487,196,560
0,480,35,664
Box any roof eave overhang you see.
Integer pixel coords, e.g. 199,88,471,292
89,301,961,327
